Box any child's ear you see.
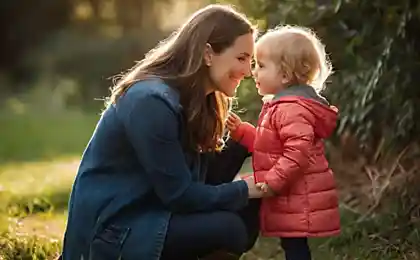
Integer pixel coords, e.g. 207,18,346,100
281,71,292,85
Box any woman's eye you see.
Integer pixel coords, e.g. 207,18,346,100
238,57,246,62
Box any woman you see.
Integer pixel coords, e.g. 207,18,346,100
61,4,261,260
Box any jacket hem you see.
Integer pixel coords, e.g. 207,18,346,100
260,229,341,238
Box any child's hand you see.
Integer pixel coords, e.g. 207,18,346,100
256,182,275,197
226,112,242,132
256,182,268,192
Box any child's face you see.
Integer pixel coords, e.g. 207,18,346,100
252,50,287,96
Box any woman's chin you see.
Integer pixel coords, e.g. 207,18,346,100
222,90,236,97
218,84,238,97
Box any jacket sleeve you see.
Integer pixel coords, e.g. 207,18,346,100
116,90,248,213
265,104,314,193
230,122,256,152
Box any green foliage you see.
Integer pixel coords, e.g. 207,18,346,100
234,79,261,124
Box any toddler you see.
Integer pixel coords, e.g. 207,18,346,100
227,25,340,260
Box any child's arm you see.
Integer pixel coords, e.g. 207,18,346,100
226,112,256,152
264,104,315,194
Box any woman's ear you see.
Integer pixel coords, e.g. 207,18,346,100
203,43,214,67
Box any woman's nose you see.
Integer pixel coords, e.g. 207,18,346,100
243,63,253,78
244,68,252,78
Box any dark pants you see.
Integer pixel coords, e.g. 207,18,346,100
280,237,312,260
160,140,260,260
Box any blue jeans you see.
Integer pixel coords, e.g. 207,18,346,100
160,140,260,260
160,199,260,260
280,237,312,260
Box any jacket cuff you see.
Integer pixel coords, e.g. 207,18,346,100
265,171,286,193
233,180,249,208
230,123,246,141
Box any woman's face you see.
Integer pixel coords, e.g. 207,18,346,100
205,33,254,97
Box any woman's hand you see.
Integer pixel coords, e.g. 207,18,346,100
243,175,264,198
232,173,264,198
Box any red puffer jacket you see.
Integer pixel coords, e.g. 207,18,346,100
231,85,340,237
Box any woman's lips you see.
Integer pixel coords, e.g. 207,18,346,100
229,76,241,85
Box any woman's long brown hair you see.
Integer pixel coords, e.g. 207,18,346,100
108,4,254,152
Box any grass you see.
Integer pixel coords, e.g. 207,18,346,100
0,158,76,259
0,110,99,163
0,231,61,260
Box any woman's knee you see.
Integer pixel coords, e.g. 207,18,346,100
163,211,251,257
211,212,249,254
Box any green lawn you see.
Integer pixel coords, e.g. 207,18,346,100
0,111,99,163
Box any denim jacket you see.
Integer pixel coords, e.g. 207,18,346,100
61,79,249,260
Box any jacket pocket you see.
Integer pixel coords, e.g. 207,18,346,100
89,224,130,260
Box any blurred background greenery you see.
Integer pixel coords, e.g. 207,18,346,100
0,0,420,259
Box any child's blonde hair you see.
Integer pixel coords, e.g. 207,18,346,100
256,25,332,93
